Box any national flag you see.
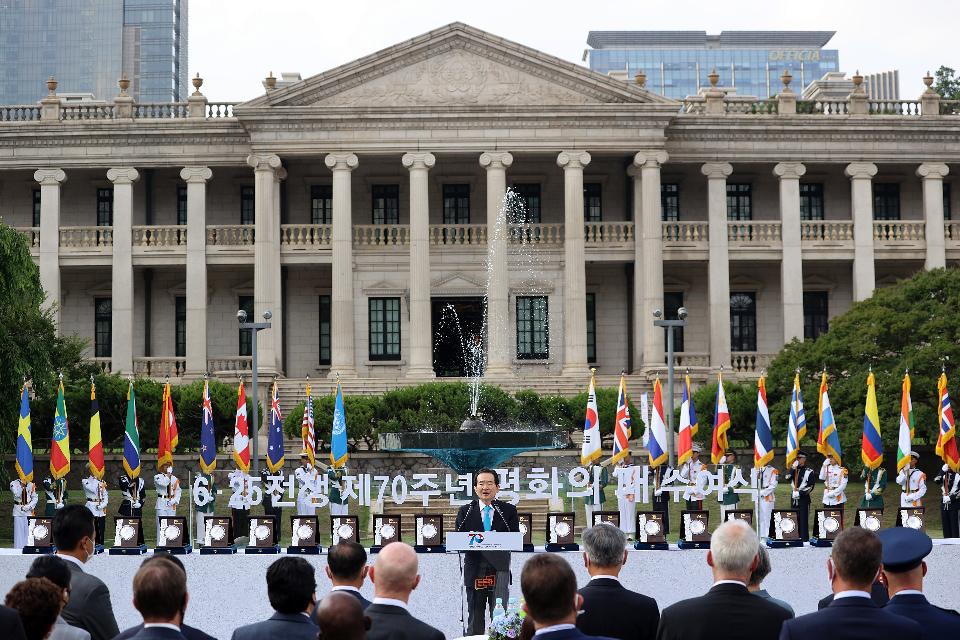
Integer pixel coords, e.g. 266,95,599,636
639,392,650,447
860,372,883,470
266,381,285,473
687,375,699,438
818,372,842,463
647,378,669,468
50,378,70,480
677,377,694,466
711,373,731,464
88,380,104,479
785,373,807,468
754,376,774,468
301,380,315,466
580,371,602,466
897,373,914,473
233,380,250,472
936,372,960,472
16,384,33,483
157,382,178,468
123,382,141,479
199,379,217,473
610,374,631,464
330,380,349,468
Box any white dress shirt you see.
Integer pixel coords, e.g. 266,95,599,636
372,597,408,610
534,623,576,636
833,590,872,600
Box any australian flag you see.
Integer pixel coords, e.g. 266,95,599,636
199,380,217,473
266,381,285,473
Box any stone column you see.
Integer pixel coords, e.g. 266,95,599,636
917,163,949,269
557,150,591,376
246,154,282,374
403,152,436,378
107,167,140,374
774,162,806,343
479,151,514,378
630,151,668,371
180,166,212,376
845,162,878,301
702,162,733,369
34,168,66,328
325,153,359,377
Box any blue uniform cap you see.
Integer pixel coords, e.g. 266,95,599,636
877,527,933,573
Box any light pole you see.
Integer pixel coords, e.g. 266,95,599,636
654,306,687,467
238,309,272,475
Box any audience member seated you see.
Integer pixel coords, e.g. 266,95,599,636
365,542,443,640
230,557,318,640
747,546,794,617
5,578,64,640
1,603,28,640
315,591,370,640
317,542,371,613
125,558,191,640
25,555,91,640
520,553,615,640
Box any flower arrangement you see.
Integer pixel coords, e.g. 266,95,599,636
488,610,524,640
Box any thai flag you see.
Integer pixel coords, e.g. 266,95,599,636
754,377,774,468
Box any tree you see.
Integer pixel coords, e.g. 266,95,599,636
933,66,960,100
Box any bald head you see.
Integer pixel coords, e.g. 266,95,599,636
316,592,369,640
370,542,420,602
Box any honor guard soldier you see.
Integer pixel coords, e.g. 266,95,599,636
860,463,888,509
81,468,109,547
613,454,639,539
651,463,674,535
228,468,253,543
10,475,38,549
933,463,960,538
820,454,848,507
154,463,182,546
681,443,709,510
193,469,216,546
295,452,318,516
717,450,741,520
785,451,816,540
757,464,779,537
260,466,284,544
897,452,927,511
328,465,349,516
118,472,146,545
583,461,610,524
42,475,68,516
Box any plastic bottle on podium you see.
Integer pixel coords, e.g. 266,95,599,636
493,598,506,619
508,597,519,615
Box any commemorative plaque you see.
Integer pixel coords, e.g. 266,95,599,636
811,508,844,546
767,509,803,548
857,509,884,532
679,510,710,549
332,515,360,545
517,512,534,551
371,514,401,553
199,517,235,554
726,510,754,526
287,515,321,554
109,517,146,555
545,512,578,551
244,516,279,554
591,511,620,529
634,511,668,550
900,507,925,531
23,517,55,554
415,514,444,552
156,517,191,554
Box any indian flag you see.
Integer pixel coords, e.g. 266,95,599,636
896,373,914,473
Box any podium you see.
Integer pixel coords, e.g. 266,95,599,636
445,532,524,551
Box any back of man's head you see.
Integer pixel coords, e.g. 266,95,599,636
266,557,317,614
52,505,94,552
316,591,370,640
708,520,759,581
521,554,578,626
133,557,188,624
327,542,368,584
582,524,626,573
5,578,62,640
371,542,419,601
830,528,882,591
26,554,72,591
143,551,187,574
748,545,772,587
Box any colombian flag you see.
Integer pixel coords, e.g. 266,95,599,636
711,372,731,465
936,373,959,472
88,380,105,479
16,384,33,483
861,372,883,470
50,379,70,479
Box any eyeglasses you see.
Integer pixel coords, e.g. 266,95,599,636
476,481,498,488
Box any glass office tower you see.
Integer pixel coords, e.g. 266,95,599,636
585,31,839,99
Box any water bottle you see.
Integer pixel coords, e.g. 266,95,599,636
493,597,506,619
508,597,519,614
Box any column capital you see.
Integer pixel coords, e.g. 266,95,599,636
274,167,288,182
179,166,212,184
631,150,669,170
479,151,513,170
402,152,436,171
324,153,359,171
557,150,591,170
916,162,950,179
773,162,806,180
844,162,878,179
700,162,733,179
106,167,140,184
246,154,282,172
33,168,67,186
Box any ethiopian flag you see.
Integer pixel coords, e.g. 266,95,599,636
88,380,105,479
50,379,70,479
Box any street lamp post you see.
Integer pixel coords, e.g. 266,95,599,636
654,306,687,467
238,309,272,475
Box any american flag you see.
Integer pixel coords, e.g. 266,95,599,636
301,381,315,465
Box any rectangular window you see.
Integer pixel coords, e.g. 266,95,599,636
803,291,829,340
800,183,824,221
175,296,186,358
94,298,112,358
516,296,549,360
96,188,113,226
586,293,596,364
442,184,471,224
661,184,680,221
176,186,187,225
240,186,255,225
873,183,900,220
368,297,401,361
311,185,333,225
726,184,752,221
238,295,254,357
32,189,41,227
319,295,331,366
584,183,602,222
729,292,757,352
372,185,400,224
511,183,541,223
945,183,952,221
664,291,685,352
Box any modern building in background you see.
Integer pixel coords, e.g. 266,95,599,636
585,31,840,99
0,0,188,104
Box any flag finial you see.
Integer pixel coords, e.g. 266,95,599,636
58,370,63,381
590,367,597,375
795,366,800,375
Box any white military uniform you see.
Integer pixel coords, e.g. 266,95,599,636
757,466,779,535
897,466,927,508
10,479,38,549
681,459,710,503
613,462,639,535
295,463,318,516
819,461,848,505
82,476,108,516
154,472,182,546
228,470,254,510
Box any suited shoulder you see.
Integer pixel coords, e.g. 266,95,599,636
495,499,517,514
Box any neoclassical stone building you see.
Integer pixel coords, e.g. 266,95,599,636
2,23,958,396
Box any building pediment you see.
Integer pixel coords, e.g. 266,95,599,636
432,272,486,295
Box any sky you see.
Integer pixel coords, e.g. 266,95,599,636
190,0,957,101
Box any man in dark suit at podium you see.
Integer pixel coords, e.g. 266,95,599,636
455,468,520,635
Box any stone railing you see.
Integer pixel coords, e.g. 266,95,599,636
60,226,113,249
61,104,115,120
801,220,855,242
281,224,332,248
508,223,563,245
946,221,960,241
206,103,237,118
675,352,710,367
868,100,921,115
585,221,634,244
727,221,782,243
873,221,925,242
730,352,774,374
134,102,188,118
942,100,960,115
0,105,41,121
207,225,254,246
429,224,487,246
663,221,709,243
725,98,778,114
353,224,410,246
133,225,187,247
134,357,187,378
89,357,112,373
14,227,41,248
208,357,252,373
795,100,850,115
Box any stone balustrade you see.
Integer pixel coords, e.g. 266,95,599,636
353,224,410,247
801,220,855,242
730,352,775,374
134,103,188,119
868,100,921,115
89,357,112,373
60,226,113,249
508,223,564,245
873,221,925,242
61,105,115,120
795,100,849,115
14,227,40,248
280,224,332,248
947,221,960,242
206,103,236,118
727,221,782,244
429,224,487,246
207,357,252,373
675,352,710,367
133,225,187,247
663,221,709,243
584,221,634,245
0,105,41,121
134,357,187,378
206,225,254,246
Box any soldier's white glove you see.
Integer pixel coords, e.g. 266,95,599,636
792,490,800,500
944,495,951,506
792,460,799,469
944,464,951,472
654,489,663,497
864,492,873,501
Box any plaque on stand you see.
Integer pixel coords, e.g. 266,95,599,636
199,516,236,554
156,516,192,554
726,510,753,526
900,507,925,531
287,515,321,554
591,511,620,528
332,515,360,545
109,517,147,555
517,512,535,552
634,511,668,550
811,508,844,547
678,510,711,549
23,517,55,555
545,512,578,552
370,514,401,553
767,509,803,548
857,508,884,532
414,514,444,553
245,516,280,554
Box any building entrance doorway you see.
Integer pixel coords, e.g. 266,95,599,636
432,297,486,377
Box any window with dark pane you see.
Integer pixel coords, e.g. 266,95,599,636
799,183,824,221
372,185,400,224
319,295,331,365
516,296,549,360
586,293,596,363
311,185,333,225
726,183,752,221
945,183,952,221
94,298,112,358
583,183,602,222
369,297,401,360
240,186,255,225
175,296,186,358
442,184,471,224
96,188,113,226
176,186,187,225
238,295,254,356
663,291,685,352
872,183,900,220
32,189,41,227
511,183,541,223
803,291,829,340
661,183,680,221
729,292,757,352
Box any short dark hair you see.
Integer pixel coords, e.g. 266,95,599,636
143,552,186,574
266,557,316,614
26,555,72,590
521,554,577,625
51,505,94,551
475,468,499,486
5,578,62,640
832,528,882,588
132,559,187,621
327,542,367,580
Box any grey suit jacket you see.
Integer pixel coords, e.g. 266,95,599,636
229,612,318,640
60,559,119,640
50,616,92,640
